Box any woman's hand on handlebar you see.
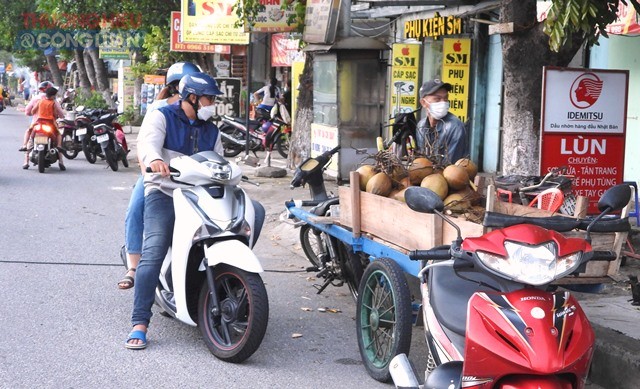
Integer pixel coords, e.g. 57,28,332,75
148,159,171,177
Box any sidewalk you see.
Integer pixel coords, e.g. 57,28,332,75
126,125,640,389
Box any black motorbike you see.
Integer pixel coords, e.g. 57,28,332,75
74,107,113,164
28,120,60,173
92,112,128,171
286,145,367,300
219,115,267,157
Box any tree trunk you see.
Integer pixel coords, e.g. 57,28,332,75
86,49,113,107
73,48,92,97
83,49,98,90
499,0,582,176
45,54,64,87
287,53,314,170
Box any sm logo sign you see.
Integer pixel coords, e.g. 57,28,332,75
444,53,468,65
393,57,417,67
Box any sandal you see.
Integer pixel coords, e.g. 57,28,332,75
124,329,147,350
22,164,29,170
118,268,136,290
18,146,27,152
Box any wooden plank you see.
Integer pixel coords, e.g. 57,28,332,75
554,276,610,285
349,172,361,237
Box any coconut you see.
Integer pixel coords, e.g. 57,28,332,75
356,165,377,191
455,158,478,181
366,172,393,197
392,187,408,202
397,176,411,189
420,173,449,200
408,157,434,185
443,192,472,212
442,165,470,191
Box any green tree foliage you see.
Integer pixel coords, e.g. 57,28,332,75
544,0,640,51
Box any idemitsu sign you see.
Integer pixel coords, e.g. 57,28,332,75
540,67,628,213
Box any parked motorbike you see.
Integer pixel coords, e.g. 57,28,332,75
219,115,265,157
220,101,291,159
92,112,128,171
29,120,60,173
74,107,114,164
285,145,367,300
121,151,269,362
386,184,632,388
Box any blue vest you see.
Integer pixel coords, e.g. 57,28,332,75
158,104,219,155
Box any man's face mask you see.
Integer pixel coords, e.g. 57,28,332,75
197,96,216,121
428,101,449,120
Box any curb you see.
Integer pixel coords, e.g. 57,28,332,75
590,323,640,389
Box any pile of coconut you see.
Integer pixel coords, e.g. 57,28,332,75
355,156,485,222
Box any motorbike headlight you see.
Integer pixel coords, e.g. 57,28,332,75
204,161,232,181
477,241,583,286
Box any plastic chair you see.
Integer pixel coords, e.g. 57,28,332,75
528,188,564,213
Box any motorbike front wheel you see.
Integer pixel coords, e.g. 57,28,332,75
198,264,269,363
357,257,412,382
276,133,289,159
105,147,118,171
299,224,325,269
82,137,97,164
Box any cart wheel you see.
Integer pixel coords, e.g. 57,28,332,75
356,257,412,382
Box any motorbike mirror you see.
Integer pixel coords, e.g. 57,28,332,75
598,184,632,212
404,187,444,214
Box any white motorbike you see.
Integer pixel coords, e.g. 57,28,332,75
123,150,268,363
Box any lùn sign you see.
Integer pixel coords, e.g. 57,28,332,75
404,12,463,40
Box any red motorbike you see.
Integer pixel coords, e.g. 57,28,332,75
29,120,60,173
389,184,631,389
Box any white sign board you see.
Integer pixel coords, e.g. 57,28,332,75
542,67,628,134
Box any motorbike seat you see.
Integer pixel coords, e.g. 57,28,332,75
226,116,263,127
428,264,501,338
58,119,76,126
310,197,339,216
483,211,630,233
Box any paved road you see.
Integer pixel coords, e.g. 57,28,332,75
0,106,606,389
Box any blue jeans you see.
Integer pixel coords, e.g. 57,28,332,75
132,190,174,327
124,176,145,255
131,191,266,327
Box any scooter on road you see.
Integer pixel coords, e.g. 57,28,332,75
122,151,268,362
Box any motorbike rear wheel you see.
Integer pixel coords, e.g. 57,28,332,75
198,264,269,363
82,137,97,164
37,150,46,173
105,147,119,171
356,257,412,382
61,135,78,159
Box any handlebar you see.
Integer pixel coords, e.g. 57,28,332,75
589,250,618,261
145,166,180,176
409,247,451,261
285,199,323,208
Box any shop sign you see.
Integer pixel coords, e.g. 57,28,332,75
245,0,299,32
311,123,339,175
389,43,421,117
303,0,342,44
404,12,463,40
170,12,230,53
441,38,470,123
143,74,166,85
271,33,303,67
540,67,628,213
211,78,241,127
180,0,249,45
122,66,135,110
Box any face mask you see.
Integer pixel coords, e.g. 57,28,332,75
197,102,216,121
428,101,449,120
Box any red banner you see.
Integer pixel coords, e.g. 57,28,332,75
170,11,230,54
605,2,640,36
271,33,302,67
